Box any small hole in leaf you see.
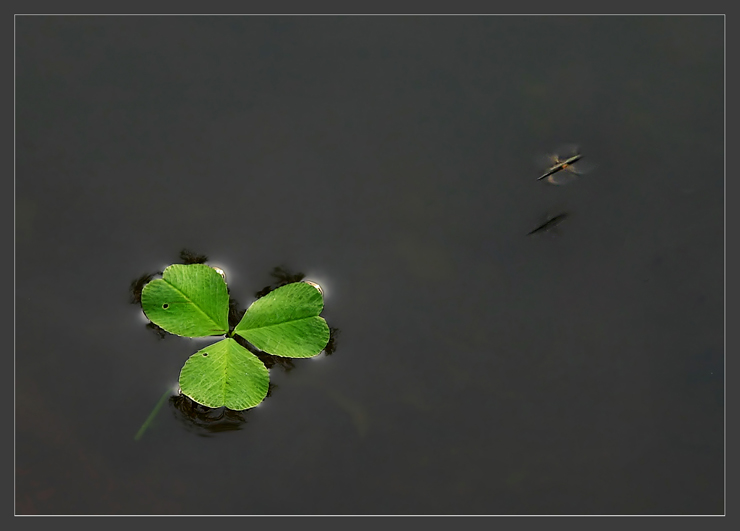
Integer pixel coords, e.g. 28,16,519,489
202,352,208,357
162,303,169,309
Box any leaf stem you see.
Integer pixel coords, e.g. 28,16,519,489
134,387,173,441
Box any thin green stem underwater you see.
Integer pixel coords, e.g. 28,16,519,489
135,387,173,441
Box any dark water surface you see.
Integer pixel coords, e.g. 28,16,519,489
15,16,724,515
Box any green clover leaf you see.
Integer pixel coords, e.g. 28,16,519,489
141,264,229,337
234,282,330,358
179,338,269,410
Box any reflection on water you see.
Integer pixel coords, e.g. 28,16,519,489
128,272,158,305
169,383,277,437
254,265,307,298
178,248,209,265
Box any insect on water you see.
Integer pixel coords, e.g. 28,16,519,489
536,145,593,185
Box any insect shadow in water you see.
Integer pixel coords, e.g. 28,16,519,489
527,212,571,236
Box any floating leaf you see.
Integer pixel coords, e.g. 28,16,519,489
179,338,269,410
234,282,329,358
141,264,228,337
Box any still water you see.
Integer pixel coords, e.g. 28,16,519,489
15,16,723,515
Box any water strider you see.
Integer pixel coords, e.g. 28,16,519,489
537,145,592,184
